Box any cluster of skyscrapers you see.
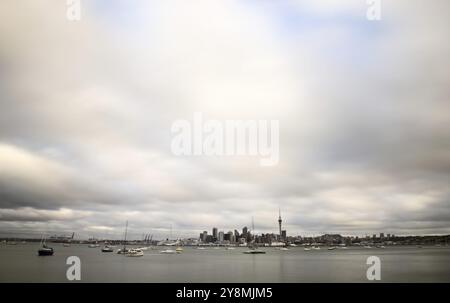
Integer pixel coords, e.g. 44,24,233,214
199,210,287,245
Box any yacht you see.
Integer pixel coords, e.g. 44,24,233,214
175,247,183,253
117,248,130,254
117,221,130,254
243,218,266,254
38,237,54,256
243,248,266,254
161,249,177,254
126,249,144,257
101,245,114,252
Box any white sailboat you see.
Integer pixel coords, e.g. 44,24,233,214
161,249,177,254
126,248,144,257
117,221,130,254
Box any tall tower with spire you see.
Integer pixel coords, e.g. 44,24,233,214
278,208,283,241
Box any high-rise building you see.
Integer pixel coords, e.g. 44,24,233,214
380,233,384,239
224,231,233,242
218,231,224,242
212,227,218,241
202,231,208,242
242,226,248,237
281,230,287,240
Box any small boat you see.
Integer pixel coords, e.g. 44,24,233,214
243,249,266,254
197,247,206,250
161,249,176,254
117,248,130,254
38,237,54,256
117,221,129,254
175,247,183,253
88,244,100,248
226,247,235,250
101,245,114,252
136,246,150,251
126,249,144,257
38,245,54,256
312,246,321,250
364,245,372,249
242,217,266,254
63,243,71,247
280,247,289,251
303,247,311,251
328,246,337,250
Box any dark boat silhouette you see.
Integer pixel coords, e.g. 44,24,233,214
38,236,54,256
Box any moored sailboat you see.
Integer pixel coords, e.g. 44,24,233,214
243,217,266,254
38,236,54,256
125,248,144,257
117,221,130,254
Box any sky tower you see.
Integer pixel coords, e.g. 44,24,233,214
278,208,283,241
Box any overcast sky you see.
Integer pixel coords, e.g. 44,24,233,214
0,0,449,239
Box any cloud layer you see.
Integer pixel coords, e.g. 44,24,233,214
0,0,449,238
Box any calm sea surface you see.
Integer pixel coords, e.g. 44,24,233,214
1,244,449,282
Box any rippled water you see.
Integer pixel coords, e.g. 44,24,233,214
1,244,449,282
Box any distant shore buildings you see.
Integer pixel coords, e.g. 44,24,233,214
1,211,449,246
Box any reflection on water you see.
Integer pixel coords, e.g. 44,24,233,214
0,244,449,282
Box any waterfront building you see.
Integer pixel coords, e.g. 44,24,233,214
212,227,218,241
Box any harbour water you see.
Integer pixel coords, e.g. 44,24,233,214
1,244,449,282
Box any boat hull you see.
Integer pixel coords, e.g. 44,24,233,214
243,250,266,254
38,249,54,256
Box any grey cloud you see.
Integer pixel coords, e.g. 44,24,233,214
0,0,449,238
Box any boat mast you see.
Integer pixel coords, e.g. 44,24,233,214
123,220,128,251
251,217,256,249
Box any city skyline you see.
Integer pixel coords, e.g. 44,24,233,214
1,209,447,241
